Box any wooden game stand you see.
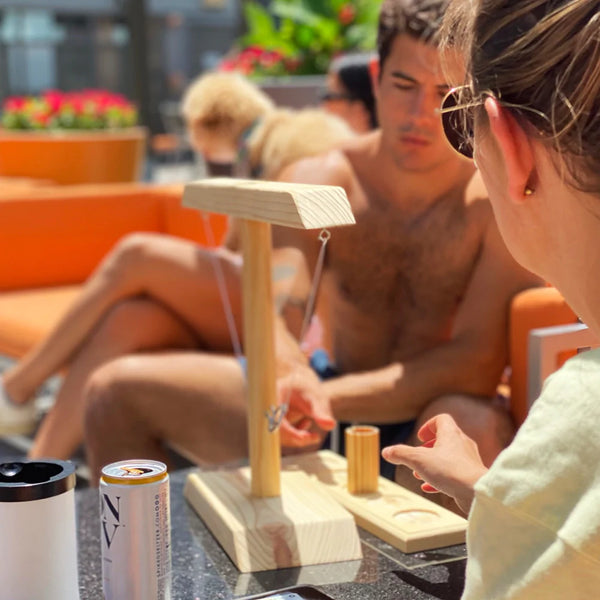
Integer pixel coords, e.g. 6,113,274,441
182,179,361,572
182,179,467,571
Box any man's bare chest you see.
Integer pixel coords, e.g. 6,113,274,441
325,201,484,317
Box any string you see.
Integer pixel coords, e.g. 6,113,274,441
274,229,330,432
299,229,330,349
201,214,243,359
202,213,330,433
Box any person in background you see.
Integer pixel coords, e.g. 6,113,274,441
0,73,353,463
383,0,600,596
320,52,378,133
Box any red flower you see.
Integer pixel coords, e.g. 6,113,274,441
1,89,137,130
42,90,64,114
338,3,356,25
3,96,26,112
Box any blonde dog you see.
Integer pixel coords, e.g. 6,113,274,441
180,71,354,179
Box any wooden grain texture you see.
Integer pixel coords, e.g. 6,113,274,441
345,426,379,494
184,469,362,572
241,220,280,497
182,178,355,229
283,450,467,553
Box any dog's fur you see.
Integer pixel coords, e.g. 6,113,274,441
181,72,274,142
180,72,354,179
246,107,354,180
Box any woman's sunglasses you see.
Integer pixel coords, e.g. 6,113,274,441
440,86,550,160
318,90,358,103
440,87,475,159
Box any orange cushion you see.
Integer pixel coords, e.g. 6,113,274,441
0,186,163,290
159,189,228,246
509,286,578,426
0,285,80,358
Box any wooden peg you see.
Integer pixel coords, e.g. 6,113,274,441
345,425,380,494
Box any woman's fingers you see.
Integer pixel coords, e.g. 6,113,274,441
421,482,439,493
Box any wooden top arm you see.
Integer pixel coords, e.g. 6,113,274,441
182,177,355,229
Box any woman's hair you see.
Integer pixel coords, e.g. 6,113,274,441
377,0,448,70
442,0,600,194
329,53,378,129
180,72,274,139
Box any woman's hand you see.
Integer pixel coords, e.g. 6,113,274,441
382,414,488,514
277,367,336,449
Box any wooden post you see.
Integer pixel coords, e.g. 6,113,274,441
345,425,379,494
241,219,280,497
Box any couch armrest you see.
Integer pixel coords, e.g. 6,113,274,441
0,183,164,290
509,286,578,426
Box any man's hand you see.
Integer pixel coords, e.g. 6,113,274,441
277,367,336,449
382,414,488,514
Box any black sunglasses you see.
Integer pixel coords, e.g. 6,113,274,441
440,87,476,159
318,90,357,103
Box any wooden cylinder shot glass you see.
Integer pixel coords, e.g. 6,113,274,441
345,425,380,494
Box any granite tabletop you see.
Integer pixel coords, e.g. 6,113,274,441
77,467,466,600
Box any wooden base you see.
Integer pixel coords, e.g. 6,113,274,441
184,468,362,572
283,451,467,553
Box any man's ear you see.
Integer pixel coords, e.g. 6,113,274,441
484,97,535,203
369,57,380,98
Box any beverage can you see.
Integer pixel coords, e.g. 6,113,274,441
100,459,171,600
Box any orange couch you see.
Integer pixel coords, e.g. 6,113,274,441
0,182,228,358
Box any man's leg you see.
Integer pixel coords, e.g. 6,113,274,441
29,297,198,460
83,352,247,485
4,232,242,405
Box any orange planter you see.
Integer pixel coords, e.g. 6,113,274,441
0,127,147,185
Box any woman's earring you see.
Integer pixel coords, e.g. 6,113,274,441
524,187,534,196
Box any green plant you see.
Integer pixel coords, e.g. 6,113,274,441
220,0,381,77
1,89,138,130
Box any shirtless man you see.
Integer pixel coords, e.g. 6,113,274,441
271,0,541,471
83,0,541,483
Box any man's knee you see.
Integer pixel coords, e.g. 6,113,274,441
100,232,161,282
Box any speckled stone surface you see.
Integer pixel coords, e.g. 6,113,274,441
77,468,466,599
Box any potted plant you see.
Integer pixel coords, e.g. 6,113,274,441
219,0,380,108
0,89,146,185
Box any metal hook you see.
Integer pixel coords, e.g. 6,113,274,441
318,229,331,244
265,404,288,433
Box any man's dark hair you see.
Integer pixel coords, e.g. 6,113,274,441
377,0,448,71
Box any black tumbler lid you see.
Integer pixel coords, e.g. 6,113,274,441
0,459,76,502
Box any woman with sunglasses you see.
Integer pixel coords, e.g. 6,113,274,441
384,1,600,597
320,52,378,133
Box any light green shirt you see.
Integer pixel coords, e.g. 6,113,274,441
463,348,600,599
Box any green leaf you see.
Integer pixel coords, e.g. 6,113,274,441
243,1,276,38
271,1,322,27
343,23,376,49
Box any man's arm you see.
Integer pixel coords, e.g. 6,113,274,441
271,151,354,372
324,208,544,423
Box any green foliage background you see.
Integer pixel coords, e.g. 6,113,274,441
237,0,381,76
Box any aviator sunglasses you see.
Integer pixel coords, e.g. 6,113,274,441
440,86,476,159
440,85,550,159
